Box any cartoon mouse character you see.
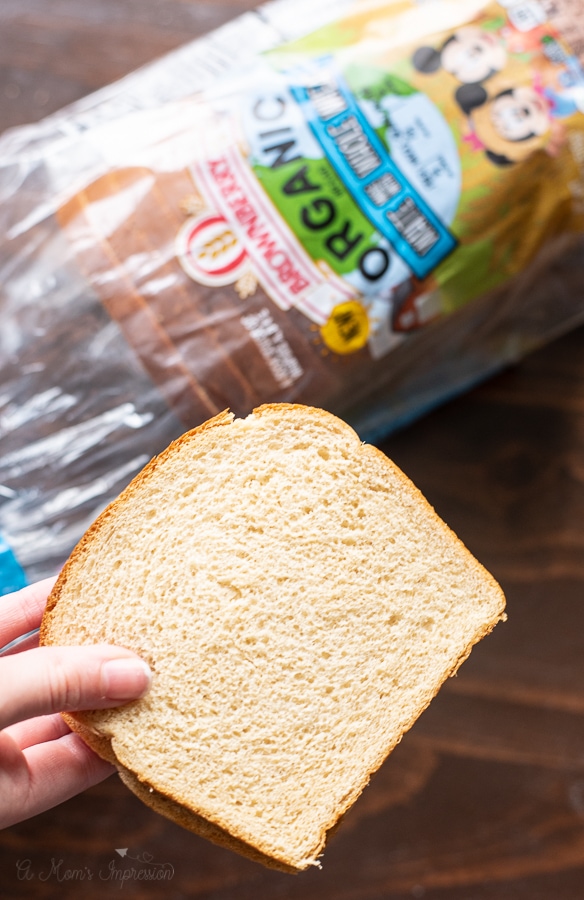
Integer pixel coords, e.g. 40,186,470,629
455,83,557,165
413,26,507,85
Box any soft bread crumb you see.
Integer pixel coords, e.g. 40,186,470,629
41,404,505,871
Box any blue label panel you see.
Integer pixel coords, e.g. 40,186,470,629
290,64,457,279
0,533,27,596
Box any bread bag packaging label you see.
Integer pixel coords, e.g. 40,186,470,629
56,0,584,428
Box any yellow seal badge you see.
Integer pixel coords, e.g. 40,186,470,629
320,300,369,355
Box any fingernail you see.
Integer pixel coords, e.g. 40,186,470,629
100,658,152,700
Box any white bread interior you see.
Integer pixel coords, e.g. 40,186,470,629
41,403,506,871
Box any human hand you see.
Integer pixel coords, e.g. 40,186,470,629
0,578,152,829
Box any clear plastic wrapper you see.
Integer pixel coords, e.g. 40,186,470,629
1,0,584,592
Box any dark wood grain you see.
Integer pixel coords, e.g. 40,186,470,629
0,0,249,131
2,2,584,897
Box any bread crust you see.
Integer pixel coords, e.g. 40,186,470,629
40,408,236,635
41,403,506,872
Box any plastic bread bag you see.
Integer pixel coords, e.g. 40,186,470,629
1,0,584,594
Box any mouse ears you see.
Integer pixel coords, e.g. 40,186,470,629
455,83,488,114
412,46,442,74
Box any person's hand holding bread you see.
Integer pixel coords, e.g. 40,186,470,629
0,579,151,829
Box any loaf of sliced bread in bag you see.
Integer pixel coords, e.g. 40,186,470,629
41,403,505,872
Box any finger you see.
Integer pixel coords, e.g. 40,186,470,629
0,731,115,829
0,578,57,649
0,645,152,730
4,713,71,751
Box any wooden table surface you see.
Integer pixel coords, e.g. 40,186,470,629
1,2,584,898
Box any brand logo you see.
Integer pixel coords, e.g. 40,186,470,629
176,213,248,286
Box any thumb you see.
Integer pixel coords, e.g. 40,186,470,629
0,645,152,730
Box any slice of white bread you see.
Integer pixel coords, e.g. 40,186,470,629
40,403,505,872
